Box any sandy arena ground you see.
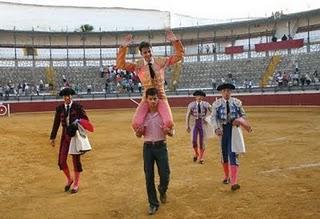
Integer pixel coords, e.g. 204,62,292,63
0,107,319,218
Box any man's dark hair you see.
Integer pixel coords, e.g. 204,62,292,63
145,88,158,97
139,41,152,52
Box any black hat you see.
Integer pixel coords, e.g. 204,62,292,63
193,90,206,97
59,87,76,96
217,83,235,91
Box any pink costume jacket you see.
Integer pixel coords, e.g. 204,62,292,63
116,40,184,130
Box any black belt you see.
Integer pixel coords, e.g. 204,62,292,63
144,140,166,147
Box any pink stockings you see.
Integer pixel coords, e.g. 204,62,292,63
62,168,81,189
132,99,173,131
222,163,239,185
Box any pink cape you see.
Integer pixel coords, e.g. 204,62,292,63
234,117,252,132
79,119,94,132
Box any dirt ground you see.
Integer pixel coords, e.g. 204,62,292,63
0,107,319,219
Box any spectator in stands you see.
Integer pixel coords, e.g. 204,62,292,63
281,34,288,41
244,79,249,89
87,84,92,94
35,85,40,96
4,85,9,100
105,81,109,93
211,78,217,90
294,61,299,73
99,65,105,78
272,35,277,42
232,78,237,87
293,71,300,86
24,83,30,96
199,43,203,54
186,90,212,164
206,45,210,54
138,82,142,94
74,84,79,94
129,80,134,93
248,79,253,90
63,78,70,88
212,44,216,53
116,29,184,136
306,73,312,86
313,70,318,82
283,71,289,86
300,73,306,86
39,80,44,92
50,87,90,194
17,83,22,95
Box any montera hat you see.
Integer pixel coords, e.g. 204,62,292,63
217,83,235,91
59,87,76,96
193,90,206,97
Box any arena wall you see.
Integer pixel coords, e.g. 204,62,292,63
5,92,320,114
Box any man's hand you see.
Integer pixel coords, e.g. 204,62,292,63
135,126,144,138
163,127,174,137
50,139,55,147
232,119,240,126
166,30,177,42
121,34,133,47
215,128,223,137
186,127,191,133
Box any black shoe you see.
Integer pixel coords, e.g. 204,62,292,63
199,160,204,164
160,192,167,204
222,178,230,184
158,185,167,204
70,187,79,194
231,184,240,191
193,156,198,162
64,181,73,192
148,206,158,215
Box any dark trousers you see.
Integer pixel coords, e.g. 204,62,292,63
143,142,170,207
221,123,239,166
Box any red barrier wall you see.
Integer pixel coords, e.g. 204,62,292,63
6,92,320,114
255,39,304,52
225,46,244,54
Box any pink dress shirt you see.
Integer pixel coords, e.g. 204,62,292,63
143,112,165,142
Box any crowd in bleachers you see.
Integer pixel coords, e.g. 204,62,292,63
0,80,45,100
0,51,319,100
270,53,319,87
100,65,142,94
272,70,318,87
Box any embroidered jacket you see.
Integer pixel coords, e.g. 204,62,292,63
116,40,184,99
211,97,246,130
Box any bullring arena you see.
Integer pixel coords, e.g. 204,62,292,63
0,1,320,218
0,95,320,218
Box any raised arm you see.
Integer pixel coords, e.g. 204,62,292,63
165,30,185,66
116,34,136,72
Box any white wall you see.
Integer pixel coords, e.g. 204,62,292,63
0,2,170,31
